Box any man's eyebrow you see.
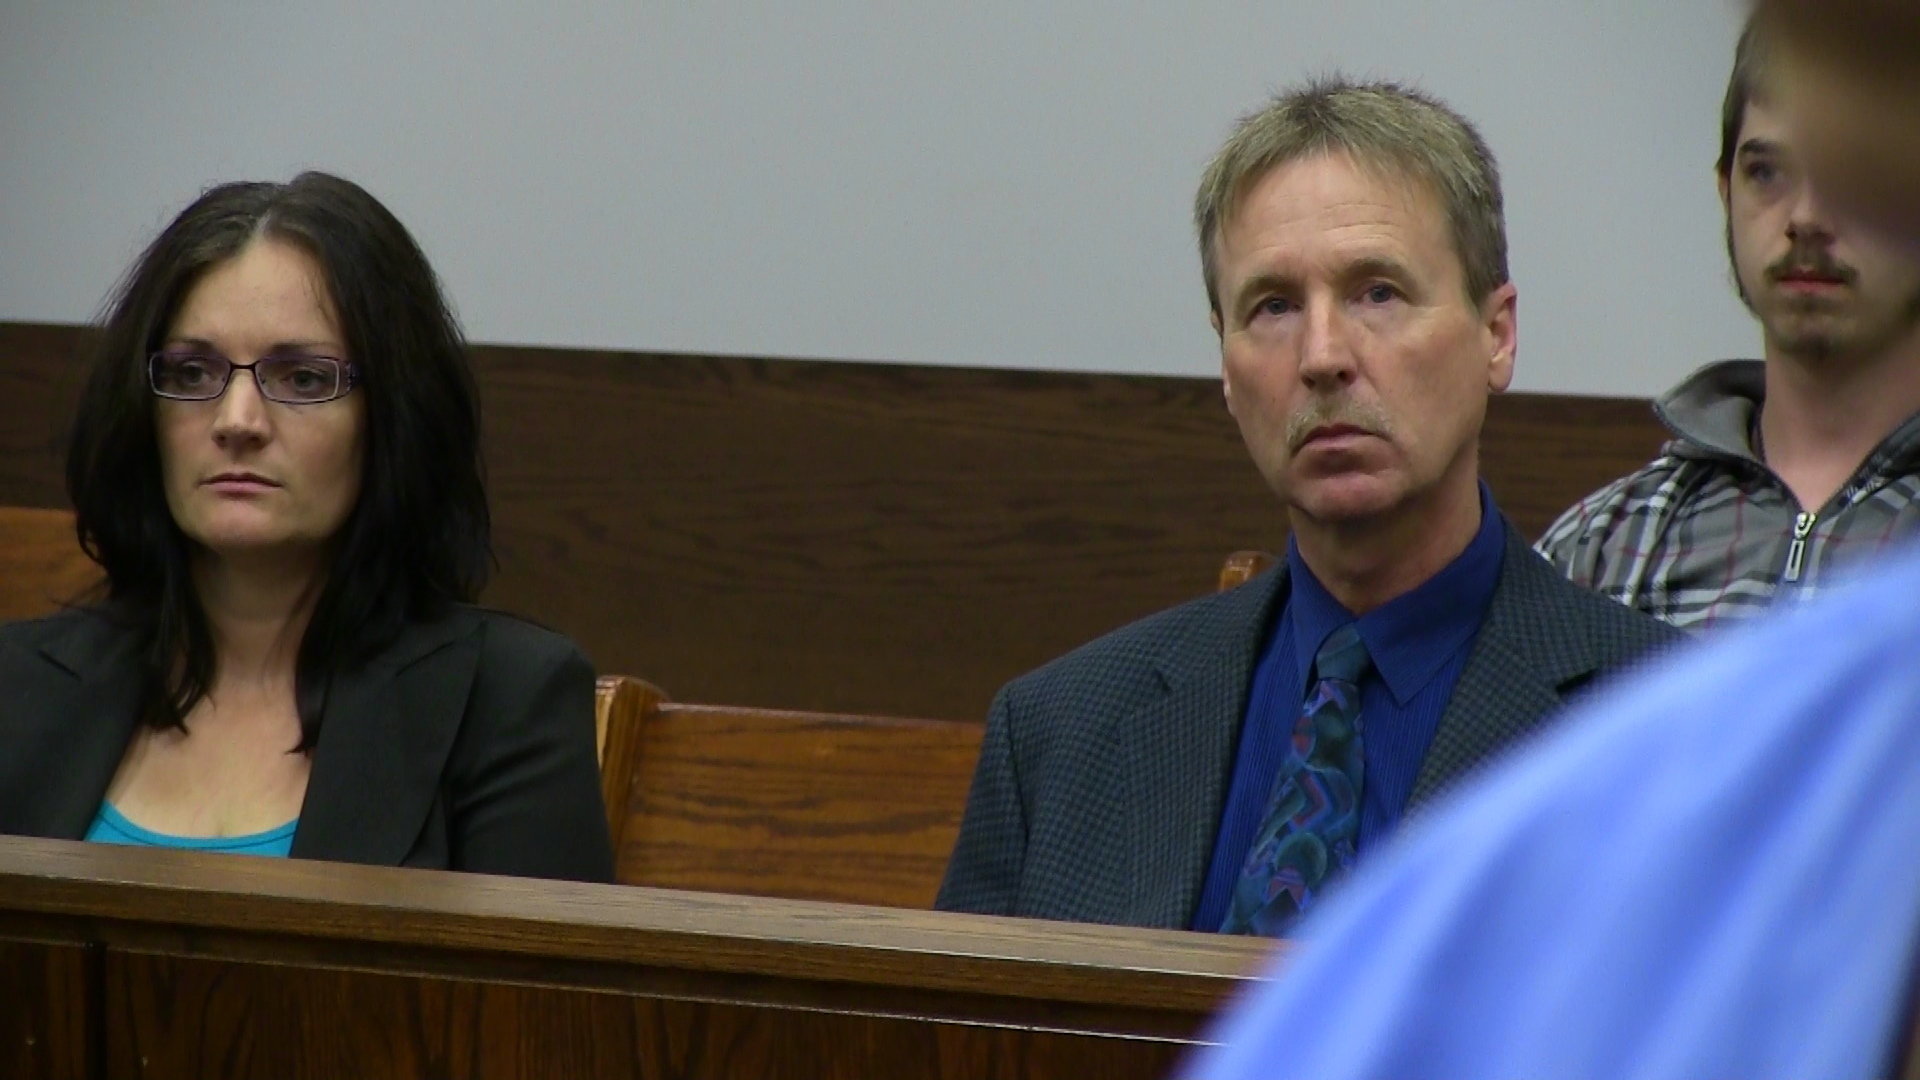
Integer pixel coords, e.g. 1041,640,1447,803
1737,137,1783,157
1230,271,1293,315
1343,255,1416,284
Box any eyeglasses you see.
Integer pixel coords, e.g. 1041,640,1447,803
148,351,361,405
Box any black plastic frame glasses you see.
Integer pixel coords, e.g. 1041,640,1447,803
148,351,362,405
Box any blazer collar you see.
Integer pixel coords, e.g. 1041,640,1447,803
1112,565,1290,929
0,604,487,864
0,610,146,839
1408,526,1608,805
1097,521,1621,926
290,607,483,864
37,603,143,679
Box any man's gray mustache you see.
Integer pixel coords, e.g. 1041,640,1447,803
1285,401,1394,450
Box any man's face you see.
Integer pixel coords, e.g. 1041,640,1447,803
1755,0,1920,249
1721,99,1920,360
1211,152,1515,530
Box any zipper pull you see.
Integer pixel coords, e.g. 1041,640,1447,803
1784,512,1815,583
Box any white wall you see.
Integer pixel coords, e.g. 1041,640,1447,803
0,2,1752,396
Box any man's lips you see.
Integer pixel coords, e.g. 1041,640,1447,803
1773,267,1850,288
1295,424,1377,450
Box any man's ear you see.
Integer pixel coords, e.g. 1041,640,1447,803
1482,282,1517,394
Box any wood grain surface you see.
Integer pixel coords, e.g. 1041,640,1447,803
0,320,1667,721
0,837,1273,1016
614,702,984,908
0,505,99,620
0,835,1274,1079
596,675,667,855
0,938,94,1080
104,952,1189,1080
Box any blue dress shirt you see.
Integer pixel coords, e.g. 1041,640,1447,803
1185,539,1920,1080
1191,484,1506,932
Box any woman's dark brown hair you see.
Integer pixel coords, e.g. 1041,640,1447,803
67,171,490,748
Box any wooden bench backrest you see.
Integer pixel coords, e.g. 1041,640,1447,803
1217,549,1276,592
593,546,1266,907
593,674,664,851
598,677,983,908
0,506,99,621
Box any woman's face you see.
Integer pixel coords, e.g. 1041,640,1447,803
155,237,367,570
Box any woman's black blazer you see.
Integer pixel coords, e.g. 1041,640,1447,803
0,605,613,883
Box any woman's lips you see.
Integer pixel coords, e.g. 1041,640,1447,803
204,473,280,494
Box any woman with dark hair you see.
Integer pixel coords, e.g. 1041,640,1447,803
0,172,613,882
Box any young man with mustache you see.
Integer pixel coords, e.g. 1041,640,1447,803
936,78,1675,936
1752,0,1920,252
1537,23,1920,629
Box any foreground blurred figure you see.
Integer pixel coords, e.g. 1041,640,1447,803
1182,13,1920,1077
0,173,613,881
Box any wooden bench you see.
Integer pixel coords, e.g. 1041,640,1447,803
0,834,1277,1080
1217,549,1276,592
0,506,98,620
596,675,983,908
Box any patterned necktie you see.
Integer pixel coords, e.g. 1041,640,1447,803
1219,622,1371,936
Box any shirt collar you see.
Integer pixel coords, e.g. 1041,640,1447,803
1287,482,1508,706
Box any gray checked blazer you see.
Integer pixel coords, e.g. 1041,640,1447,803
936,522,1680,929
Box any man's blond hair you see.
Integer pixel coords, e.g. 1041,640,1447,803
1195,77,1509,316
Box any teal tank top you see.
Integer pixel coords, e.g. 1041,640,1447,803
84,802,296,858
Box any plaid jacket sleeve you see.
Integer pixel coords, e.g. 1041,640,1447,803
1535,472,1642,591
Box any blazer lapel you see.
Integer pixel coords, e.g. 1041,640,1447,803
1116,567,1288,928
0,612,144,839
290,610,481,865
1409,526,1603,806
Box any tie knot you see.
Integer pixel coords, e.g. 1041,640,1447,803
1312,623,1371,684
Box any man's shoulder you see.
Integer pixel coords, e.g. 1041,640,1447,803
999,571,1277,714
1499,535,1684,659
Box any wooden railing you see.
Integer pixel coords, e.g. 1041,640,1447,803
0,835,1279,1079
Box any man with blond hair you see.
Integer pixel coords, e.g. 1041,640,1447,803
937,77,1673,935
1538,22,1920,628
